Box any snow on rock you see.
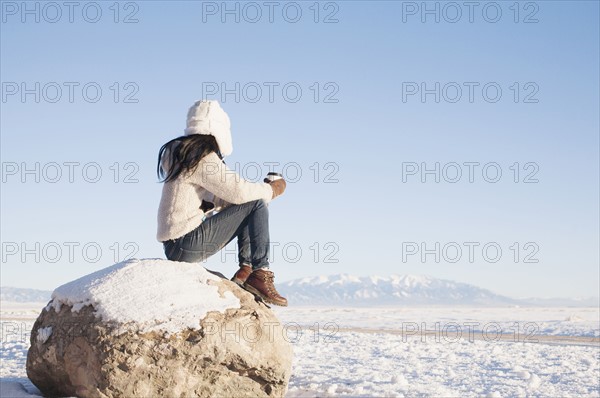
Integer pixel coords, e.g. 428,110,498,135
25,258,293,398
46,258,240,335
34,327,52,344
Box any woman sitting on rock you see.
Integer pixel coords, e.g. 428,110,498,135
156,100,288,306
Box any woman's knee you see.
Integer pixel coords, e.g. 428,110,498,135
164,240,182,261
248,198,268,211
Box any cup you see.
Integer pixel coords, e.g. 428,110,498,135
266,172,283,182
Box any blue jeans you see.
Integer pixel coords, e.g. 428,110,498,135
163,199,270,270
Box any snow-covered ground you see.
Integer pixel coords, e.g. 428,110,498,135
285,329,599,397
272,306,600,338
1,303,599,397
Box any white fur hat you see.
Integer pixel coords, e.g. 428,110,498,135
184,100,233,156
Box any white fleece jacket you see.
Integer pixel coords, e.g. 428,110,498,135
156,151,273,242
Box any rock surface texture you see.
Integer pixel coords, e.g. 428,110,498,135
26,258,293,398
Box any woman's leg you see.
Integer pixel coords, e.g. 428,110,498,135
236,224,252,265
164,199,270,267
162,198,288,306
235,203,270,270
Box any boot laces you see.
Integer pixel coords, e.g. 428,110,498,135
261,271,280,297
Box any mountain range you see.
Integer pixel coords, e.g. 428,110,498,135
2,274,597,307
1,286,54,303
277,274,599,306
277,274,520,306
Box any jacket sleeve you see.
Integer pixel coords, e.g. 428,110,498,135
190,152,273,205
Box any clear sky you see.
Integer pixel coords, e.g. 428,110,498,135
1,1,598,299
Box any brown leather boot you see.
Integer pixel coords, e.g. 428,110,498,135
231,263,252,286
243,268,288,307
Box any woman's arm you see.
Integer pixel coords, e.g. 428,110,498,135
191,152,274,205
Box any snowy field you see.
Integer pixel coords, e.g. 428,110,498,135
273,306,600,397
1,303,599,397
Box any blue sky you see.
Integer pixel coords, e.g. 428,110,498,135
1,1,598,298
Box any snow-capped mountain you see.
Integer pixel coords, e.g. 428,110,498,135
0,286,52,303
277,274,519,306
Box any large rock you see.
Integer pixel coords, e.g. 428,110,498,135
26,259,293,398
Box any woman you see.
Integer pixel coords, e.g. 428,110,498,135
156,100,288,306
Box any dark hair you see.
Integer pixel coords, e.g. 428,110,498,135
157,134,222,183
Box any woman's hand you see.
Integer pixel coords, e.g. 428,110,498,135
265,178,286,199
